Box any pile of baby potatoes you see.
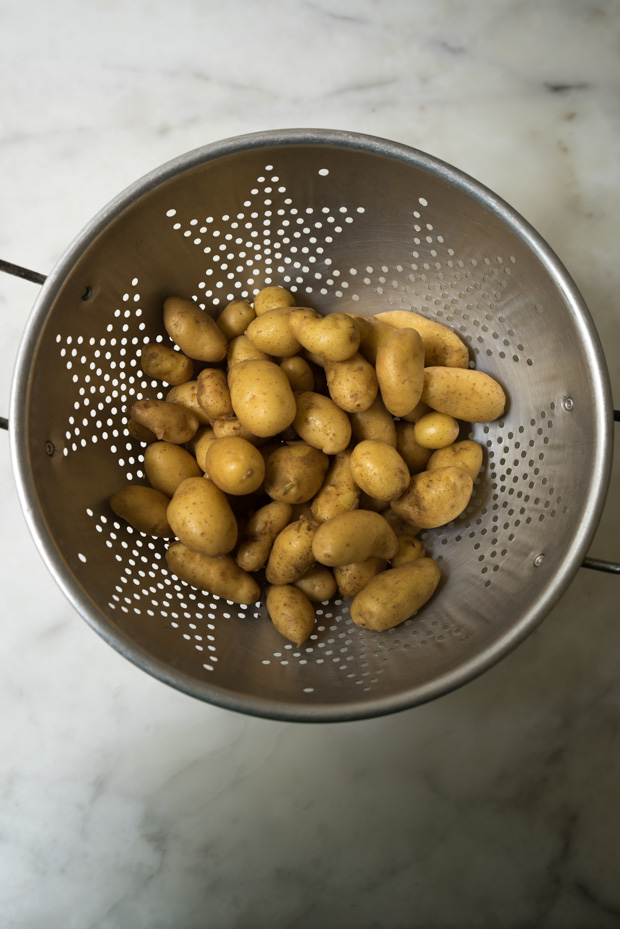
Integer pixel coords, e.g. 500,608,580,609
109,286,506,646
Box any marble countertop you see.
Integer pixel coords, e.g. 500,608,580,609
1,1,619,926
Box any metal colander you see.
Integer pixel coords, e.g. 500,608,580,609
7,129,615,722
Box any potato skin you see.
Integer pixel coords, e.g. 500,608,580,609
293,564,338,603
166,541,260,604
353,315,394,365
130,399,199,444
236,501,294,572
167,476,238,556
414,412,460,449
205,436,265,495
395,421,432,474
391,466,473,529
376,310,469,369
263,443,329,504
376,327,425,417
109,485,171,537
163,296,228,362
280,355,315,393
311,449,360,523
390,536,425,567
216,299,256,340
349,440,410,502
311,510,399,566
166,380,212,425
144,441,202,497
265,518,318,585
265,584,315,645
253,285,296,316
349,395,397,447
196,368,234,422
226,334,270,368
421,367,506,423
293,391,352,454
288,311,360,362
228,360,297,438
324,353,378,413
140,343,194,386
245,308,301,357
333,556,387,599
427,439,484,481
350,557,441,631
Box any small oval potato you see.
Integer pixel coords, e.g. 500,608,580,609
414,411,460,449
391,466,473,529
349,395,397,447
265,518,318,585
293,564,338,603
131,399,200,444
163,296,228,363
226,334,271,368
376,310,470,368
376,327,425,417
190,425,216,472
263,443,329,504
265,584,315,646
167,476,238,556
427,439,484,481
293,391,352,454
391,536,426,567
311,450,360,523
421,367,507,423
253,285,296,316
324,353,378,413
288,311,360,361
228,360,297,438
350,557,441,631
196,368,234,422
236,501,294,572
205,436,266,496
333,556,387,599
144,441,202,497
127,417,157,444
212,417,265,445
140,343,194,386
216,299,256,340
311,510,399,567
166,541,260,605
395,421,432,474
166,380,211,426
280,355,315,392
109,485,171,537
245,308,301,357
349,440,410,502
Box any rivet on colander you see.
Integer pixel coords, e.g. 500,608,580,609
533,554,545,567
562,396,574,411
45,441,55,457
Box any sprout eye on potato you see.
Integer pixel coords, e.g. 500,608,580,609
110,286,506,648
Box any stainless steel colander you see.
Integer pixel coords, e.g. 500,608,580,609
6,129,616,722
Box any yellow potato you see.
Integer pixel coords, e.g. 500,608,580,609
333,556,387,599
376,326,425,417
140,342,194,386
293,391,352,454
236,501,294,572
350,557,441,631
189,425,216,472
163,296,228,363
390,536,425,567
216,299,256,340
353,315,395,365
280,355,315,392
130,399,199,444
288,311,360,361
205,436,265,495
253,285,296,316
383,509,421,540
421,367,506,423
196,368,234,422
211,417,265,445
144,441,202,497
265,518,318,585
391,466,473,529
109,485,171,537
311,449,360,523
395,421,433,474
376,310,469,368
166,380,211,425
265,584,315,645
293,564,338,603
245,308,301,357
228,359,297,437
311,509,399,566
167,476,238,556
166,541,260,605
127,417,157,444
349,395,397,447
226,334,271,368
400,399,432,423
324,353,378,413
263,443,329,504
427,439,484,481
349,440,410,502
414,411,460,449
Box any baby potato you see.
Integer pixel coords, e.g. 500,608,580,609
205,436,265,495
395,421,432,474
245,307,301,357
228,359,297,437
167,476,238,556
427,439,484,481
391,536,426,567
265,584,315,646
311,509,399,567
265,518,318,585
350,440,410,502
350,557,441,631
130,399,200,444
414,411,460,449
189,425,216,472
293,391,352,454
166,380,212,426
280,355,315,392
376,326,425,417
263,443,329,504
216,299,256,340
236,501,294,572
351,315,394,365
127,417,157,444
311,449,360,523
109,485,172,537
212,417,265,445
382,509,421,540
293,564,338,603
324,353,378,413
166,541,260,605
163,296,228,363
333,556,387,600
288,311,360,361
421,367,507,423
391,466,473,529
253,285,296,316
140,342,194,386
226,334,271,368
144,441,202,497
349,395,397,447
376,310,469,369
196,368,234,422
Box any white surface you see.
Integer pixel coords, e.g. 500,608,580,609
2,1,619,927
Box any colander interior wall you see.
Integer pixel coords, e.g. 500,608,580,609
11,130,612,721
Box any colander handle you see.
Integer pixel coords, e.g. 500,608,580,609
1,259,47,431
